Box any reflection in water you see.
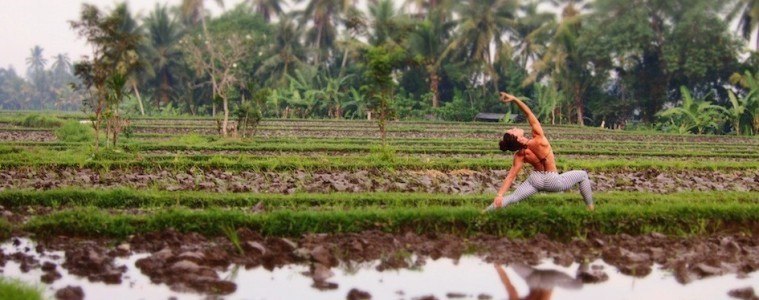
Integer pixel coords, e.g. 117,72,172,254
496,263,583,300
2,238,758,300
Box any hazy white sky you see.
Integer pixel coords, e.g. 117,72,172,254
0,0,243,77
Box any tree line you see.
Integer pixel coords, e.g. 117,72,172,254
1,0,758,135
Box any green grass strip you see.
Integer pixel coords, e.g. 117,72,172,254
0,278,43,300
24,204,759,239
1,189,757,210
1,151,758,171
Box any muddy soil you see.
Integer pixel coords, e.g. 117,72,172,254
0,130,56,142
1,167,757,194
10,229,759,297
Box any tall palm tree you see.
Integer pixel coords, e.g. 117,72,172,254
728,0,759,50
409,9,455,108
452,0,519,91
143,4,186,108
245,0,285,22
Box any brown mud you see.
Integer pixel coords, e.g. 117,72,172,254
1,167,757,194
140,149,759,161
4,229,756,296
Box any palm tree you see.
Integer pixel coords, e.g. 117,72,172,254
179,0,224,28
245,0,285,22
409,9,455,108
524,1,593,125
451,0,519,91
26,46,49,109
26,46,47,75
403,0,454,18
256,16,308,87
108,3,148,116
728,0,759,50
50,53,75,109
511,1,555,70
143,4,186,109
367,0,413,46
336,6,367,77
297,0,355,65
180,0,224,116
51,54,72,76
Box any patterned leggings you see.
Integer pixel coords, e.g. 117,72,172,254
493,170,593,209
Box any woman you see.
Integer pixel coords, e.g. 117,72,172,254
494,263,583,300
486,92,594,211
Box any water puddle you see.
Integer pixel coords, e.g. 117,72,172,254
1,238,756,299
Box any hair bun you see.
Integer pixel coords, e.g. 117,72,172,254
499,140,508,152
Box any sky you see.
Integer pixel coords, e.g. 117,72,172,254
0,0,243,77
0,1,755,78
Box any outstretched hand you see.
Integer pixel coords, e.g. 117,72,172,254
499,92,518,104
482,196,503,213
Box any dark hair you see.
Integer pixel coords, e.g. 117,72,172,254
499,132,524,152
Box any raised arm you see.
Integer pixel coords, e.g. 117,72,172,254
494,264,520,300
500,92,544,137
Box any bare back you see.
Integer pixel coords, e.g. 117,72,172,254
519,134,557,172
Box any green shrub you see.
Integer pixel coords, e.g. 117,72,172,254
16,114,63,128
435,94,478,121
55,120,95,143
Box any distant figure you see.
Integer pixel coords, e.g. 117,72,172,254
495,263,583,300
485,92,594,211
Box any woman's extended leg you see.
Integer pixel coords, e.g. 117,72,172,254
501,180,539,207
485,179,539,211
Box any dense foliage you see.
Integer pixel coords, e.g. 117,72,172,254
1,0,759,134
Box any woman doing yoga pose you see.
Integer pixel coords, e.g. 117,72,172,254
485,92,594,211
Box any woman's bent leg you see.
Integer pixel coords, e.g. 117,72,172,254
555,170,593,206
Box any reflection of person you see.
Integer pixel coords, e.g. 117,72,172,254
485,92,594,211
495,263,583,300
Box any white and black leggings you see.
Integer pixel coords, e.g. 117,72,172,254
494,170,593,209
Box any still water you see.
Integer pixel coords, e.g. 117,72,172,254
1,238,756,300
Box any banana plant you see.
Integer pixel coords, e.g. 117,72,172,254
729,71,759,134
657,86,725,134
724,90,755,135
343,87,369,119
532,83,564,125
